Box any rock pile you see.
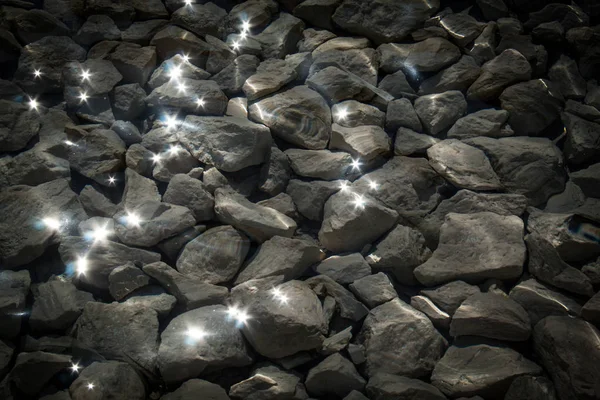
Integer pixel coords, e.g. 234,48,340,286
1,0,600,399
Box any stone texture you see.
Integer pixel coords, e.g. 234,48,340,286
414,91,467,136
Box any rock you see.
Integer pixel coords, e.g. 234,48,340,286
314,253,371,285
499,79,564,136
108,263,150,301
419,55,482,95
378,69,415,99
286,179,346,221
332,100,385,129
319,190,398,253
447,109,510,140
148,55,210,89
30,276,93,332
249,85,331,150
121,168,160,210
420,280,481,316
349,273,397,309
114,201,196,247
243,59,297,101
150,25,211,63
427,139,502,190
306,353,366,397
379,38,461,75
163,174,214,222
504,375,558,400
177,226,249,284
171,2,227,39
509,279,582,325
10,351,71,396
465,137,566,206
0,271,30,339
440,13,485,47
450,292,531,341
0,340,13,380
241,280,327,358
85,0,135,28
332,0,438,44
366,373,447,400
582,258,600,285
306,275,369,321
565,99,600,123
229,363,303,400
571,163,600,198
0,100,41,152
258,146,291,196
0,145,70,188
359,298,447,378
235,236,323,284
307,66,374,104
214,188,297,243
0,28,21,65
157,225,206,262
58,236,161,291
545,181,587,214
228,0,278,31
69,361,145,400
414,90,467,135
65,127,125,186
285,149,356,181
477,0,508,20
366,224,431,284
74,15,120,46
158,305,252,383
14,9,69,45
143,261,229,310
145,79,227,115
1,179,87,269
467,49,531,102
385,98,422,133
292,0,338,30
161,379,230,400
562,112,600,165
532,21,565,44
122,20,169,45
525,3,589,31
298,28,337,53
330,124,391,166
410,295,451,330
469,23,497,65
15,36,86,94
255,13,304,59
533,316,600,400
76,301,159,373
108,43,157,86
548,55,587,100
88,40,121,59
431,344,542,399
257,193,298,219
211,54,260,96
582,292,600,326
394,127,439,156
414,212,526,286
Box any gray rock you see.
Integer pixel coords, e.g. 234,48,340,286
177,226,249,284
499,79,564,136
120,168,160,210
582,258,600,285
114,201,196,247
249,85,332,150
419,55,482,95
586,80,600,109
110,121,142,146
509,279,582,325
314,253,371,285
108,43,157,86
431,344,542,398
158,225,207,261
293,0,339,30
565,99,600,123
163,174,215,221
582,292,600,326
150,25,211,63
465,137,566,206
0,145,70,188
125,143,153,176
306,275,369,322
366,224,431,285
10,351,71,396
0,270,31,339
414,212,526,286
524,3,589,31
158,305,252,383
386,98,422,133
448,109,510,140
1,179,87,269
450,292,531,341
122,19,169,45
161,379,230,400
108,263,150,301
241,280,327,358
14,9,70,44
359,298,447,378
330,124,391,166
145,79,227,115
504,376,557,400
469,22,497,65
30,276,93,332
545,181,587,214
394,127,439,156
171,2,227,39
76,301,159,373
70,361,145,400
306,353,366,397
298,28,337,53
350,273,397,309
286,149,356,181
212,54,260,96
0,340,13,381
122,287,176,319
427,139,502,190
63,58,123,98
332,100,385,128
0,100,41,152
307,66,374,104
229,363,302,400
74,15,120,46
214,188,297,243
148,54,210,90
421,280,482,316
548,55,587,100
319,190,398,253
414,90,467,135
258,146,292,196
440,13,486,47
379,37,460,75
143,261,229,310
562,112,600,165
255,13,304,59
243,59,297,101
477,0,508,20
286,179,346,221
571,163,600,198
533,316,600,400
205,34,237,75
257,193,298,219
366,373,447,400
332,0,438,44
410,295,451,330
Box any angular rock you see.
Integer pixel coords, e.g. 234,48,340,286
562,112,600,165
419,55,482,95
121,167,160,210
0,270,31,339
171,2,227,39
74,15,120,46
249,85,332,150
386,98,422,133
229,363,302,400
410,295,451,330
0,340,13,380
504,376,558,400
10,351,71,396
257,193,298,219
548,55,587,100
315,253,371,285
349,273,397,309
243,59,297,101
469,23,497,65
108,263,150,301
306,275,368,322
122,20,169,45
76,302,159,372
333,100,385,129
477,0,508,20
440,13,485,47
85,0,135,28
359,298,447,378
145,79,227,115
150,25,211,63
447,109,510,140
421,281,482,316
379,38,460,75
108,43,156,86
161,379,230,400
414,212,526,286
571,163,600,198
414,90,467,135
158,305,252,383
0,145,70,188
14,9,70,44
307,66,374,105
366,373,447,400
0,100,41,152
394,127,439,156
298,28,337,53
255,13,304,59
427,139,502,190
258,146,292,196
285,149,356,181
286,179,345,221
214,188,297,243
306,353,366,397
163,174,214,221
582,292,600,326
69,361,145,400
157,225,207,262
177,226,249,284
148,55,210,90
211,54,260,96
330,124,391,166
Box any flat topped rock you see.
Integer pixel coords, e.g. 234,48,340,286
379,37,461,74
285,148,356,181
414,91,467,136
145,78,228,115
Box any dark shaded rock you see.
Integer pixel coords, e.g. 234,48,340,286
122,20,169,45
448,109,510,140
378,69,415,99
571,163,600,198
421,280,481,316
120,167,160,210
305,275,369,322
305,353,365,397
439,13,485,47
419,55,482,95
211,54,260,96
150,25,211,63
258,146,292,196
108,263,149,301
0,145,70,188
14,9,70,44
410,295,451,330
349,272,397,309
10,351,71,396
70,361,145,400
161,379,230,400
108,43,157,86
74,15,120,46
477,0,508,20
394,127,439,156
314,253,371,285
525,3,589,31
562,112,600,165
548,55,587,100
286,179,346,221
171,2,227,39
504,375,557,400
386,98,422,133
414,90,467,135
298,28,337,53
366,373,447,400
0,270,30,339
255,13,304,59
113,84,147,121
